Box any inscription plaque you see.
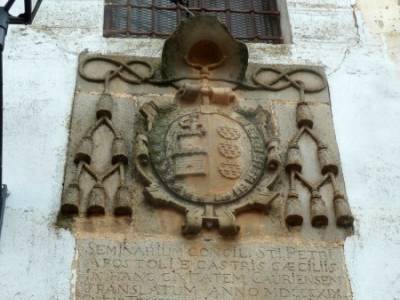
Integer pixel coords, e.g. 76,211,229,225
77,238,352,300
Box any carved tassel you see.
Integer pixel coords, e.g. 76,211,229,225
219,216,240,236
266,139,281,171
113,185,132,216
96,92,113,119
318,145,339,175
74,137,93,164
87,184,106,216
177,84,202,102
182,210,203,235
286,144,302,173
61,182,80,216
112,137,128,164
310,191,328,227
296,102,313,128
285,191,303,227
334,193,354,227
136,135,149,165
210,87,235,105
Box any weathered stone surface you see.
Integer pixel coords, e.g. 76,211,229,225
58,16,355,300
76,237,352,300
60,54,353,241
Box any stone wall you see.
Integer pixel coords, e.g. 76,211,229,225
0,0,399,299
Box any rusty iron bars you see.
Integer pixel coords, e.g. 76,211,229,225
104,0,283,43
0,0,43,240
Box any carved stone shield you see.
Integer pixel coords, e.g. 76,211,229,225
136,86,281,236
149,106,267,205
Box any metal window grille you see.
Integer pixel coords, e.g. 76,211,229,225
104,0,283,43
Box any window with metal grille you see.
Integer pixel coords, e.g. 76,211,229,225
104,0,284,43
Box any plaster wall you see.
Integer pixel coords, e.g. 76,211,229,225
0,0,399,299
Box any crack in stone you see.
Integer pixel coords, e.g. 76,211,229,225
328,4,362,77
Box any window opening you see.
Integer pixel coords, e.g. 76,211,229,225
104,0,283,43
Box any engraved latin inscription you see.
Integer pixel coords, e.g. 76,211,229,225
76,239,352,300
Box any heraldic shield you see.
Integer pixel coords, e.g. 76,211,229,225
135,17,281,236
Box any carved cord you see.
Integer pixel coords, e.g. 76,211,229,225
61,88,132,217
285,82,354,228
78,56,328,92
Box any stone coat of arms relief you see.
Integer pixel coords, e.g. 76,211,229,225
59,16,353,239
59,16,355,300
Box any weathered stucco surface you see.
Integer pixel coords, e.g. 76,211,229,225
357,0,400,76
0,0,399,299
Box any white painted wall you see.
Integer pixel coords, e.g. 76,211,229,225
0,0,399,299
